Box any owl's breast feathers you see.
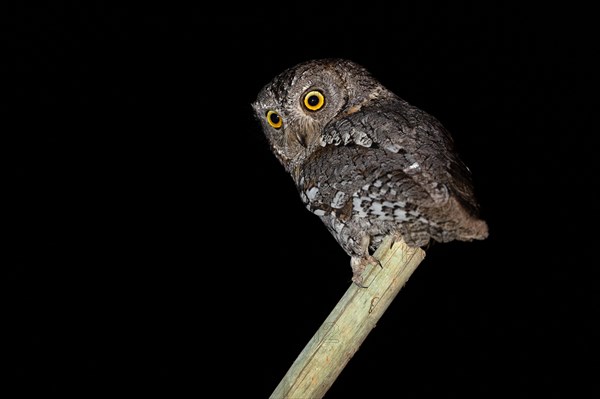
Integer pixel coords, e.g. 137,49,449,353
295,101,488,247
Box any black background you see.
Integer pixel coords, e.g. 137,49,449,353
6,3,598,397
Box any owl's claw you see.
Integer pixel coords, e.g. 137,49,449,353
350,255,382,287
351,276,369,289
374,256,383,269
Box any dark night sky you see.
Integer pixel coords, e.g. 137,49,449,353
7,3,598,397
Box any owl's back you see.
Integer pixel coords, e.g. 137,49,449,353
296,101,488,249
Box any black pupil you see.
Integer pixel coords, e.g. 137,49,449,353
270,113,280,124
307,94,320,106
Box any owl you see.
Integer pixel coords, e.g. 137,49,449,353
253,59,488,285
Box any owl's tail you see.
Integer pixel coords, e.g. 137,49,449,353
447,196,489,242
459,217,489,241
425,195,489,244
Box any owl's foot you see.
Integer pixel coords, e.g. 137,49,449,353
350,255,382,287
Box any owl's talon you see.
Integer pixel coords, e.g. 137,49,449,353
390,232,406,249
350,255,382,287
351,274,369,288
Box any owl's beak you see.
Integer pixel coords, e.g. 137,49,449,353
295,131,307,148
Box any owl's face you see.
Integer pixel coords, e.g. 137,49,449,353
253,59,385,172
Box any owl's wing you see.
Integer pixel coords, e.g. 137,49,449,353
298,144,487,247
320,101,481,215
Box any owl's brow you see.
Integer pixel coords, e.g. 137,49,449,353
270,68,297,97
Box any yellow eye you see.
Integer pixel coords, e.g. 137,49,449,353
266,110,282,129
303,90,325,111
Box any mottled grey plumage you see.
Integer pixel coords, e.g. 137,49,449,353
253,59,488,285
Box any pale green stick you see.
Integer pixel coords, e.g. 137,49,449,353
270,237,426,399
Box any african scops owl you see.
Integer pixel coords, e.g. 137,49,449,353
253,59,488,285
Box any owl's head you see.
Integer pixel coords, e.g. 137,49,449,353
253,59,388,172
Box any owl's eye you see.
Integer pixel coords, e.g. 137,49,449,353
266,110,282,129
303,90,325,111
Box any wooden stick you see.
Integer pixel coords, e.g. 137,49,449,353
270,237,426,399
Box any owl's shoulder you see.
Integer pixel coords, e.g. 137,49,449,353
321,98,449,150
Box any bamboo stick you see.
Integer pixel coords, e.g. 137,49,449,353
270,236,426,399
